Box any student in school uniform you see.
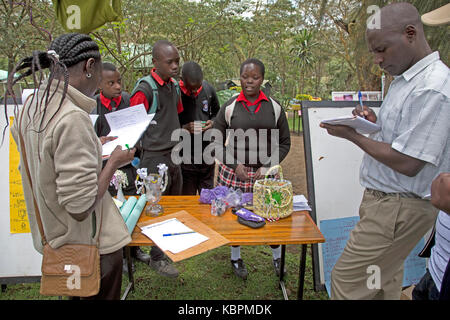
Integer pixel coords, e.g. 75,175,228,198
178,61,220,195
212,58,291,279
129,40,182,278
93,62,137,195
93,62,150,271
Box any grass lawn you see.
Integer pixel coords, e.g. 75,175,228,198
286,112,303,133
0,245,329,300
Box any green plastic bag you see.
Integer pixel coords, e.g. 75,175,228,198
52,0,122,34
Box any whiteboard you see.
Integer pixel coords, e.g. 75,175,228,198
0,105,42,281
301,101,426,294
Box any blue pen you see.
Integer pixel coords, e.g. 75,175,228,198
358,91,366,119
163,231,196,237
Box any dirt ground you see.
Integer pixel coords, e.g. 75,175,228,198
281,133,308,196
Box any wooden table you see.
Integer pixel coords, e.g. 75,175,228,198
124,195,325,300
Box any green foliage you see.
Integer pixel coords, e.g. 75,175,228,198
216,89,238,107
1,0,448,103
295,94,313,101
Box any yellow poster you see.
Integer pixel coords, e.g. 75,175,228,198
9,116,30,233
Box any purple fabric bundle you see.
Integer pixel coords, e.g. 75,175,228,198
199,186,230,204
200,186,253,207
241,193,253,206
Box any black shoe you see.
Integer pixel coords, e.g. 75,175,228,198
149,258,179,278
123,258,135,274
273,258,287,277
134,247,151,264
231,259,248,280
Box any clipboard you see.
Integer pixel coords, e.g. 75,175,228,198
137,210,230,262
321,115,381,134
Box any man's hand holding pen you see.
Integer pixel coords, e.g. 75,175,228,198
352,105,377,123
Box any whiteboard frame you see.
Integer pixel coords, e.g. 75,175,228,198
301,100,382,291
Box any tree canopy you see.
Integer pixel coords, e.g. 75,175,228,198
1,0,448,104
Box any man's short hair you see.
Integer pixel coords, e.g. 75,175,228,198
182,61,203,83
152,40,175,60
102,62,117,72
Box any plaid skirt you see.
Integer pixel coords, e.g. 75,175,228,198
217,163,257,193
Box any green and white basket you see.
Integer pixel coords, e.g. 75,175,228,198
253,165,293,220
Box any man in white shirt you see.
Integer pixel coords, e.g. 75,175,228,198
321,2,450,299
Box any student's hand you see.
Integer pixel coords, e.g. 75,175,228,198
320,123,358,141
352,105,377,123
99,136,118,145
235,164,250,181
109,145,136,169
203,120,213,131
254,167,267,180
183,122,196,134
431,172,450,215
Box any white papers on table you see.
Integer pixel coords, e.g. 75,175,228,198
89,114,98,125
321,115,381,134
101,104,154,157
293,195,311,211
140,218,209,254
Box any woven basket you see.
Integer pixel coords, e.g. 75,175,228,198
253,165,293,219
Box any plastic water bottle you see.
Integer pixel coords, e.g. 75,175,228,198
131,157,140,168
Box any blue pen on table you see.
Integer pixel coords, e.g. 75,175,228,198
358,91,366,119
163,231,196,237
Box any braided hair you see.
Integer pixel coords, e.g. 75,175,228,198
3,33,101,147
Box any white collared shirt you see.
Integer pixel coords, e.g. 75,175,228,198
360,52,450,197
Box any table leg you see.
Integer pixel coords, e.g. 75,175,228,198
279,245,288,300
297,244,307,300
121,246,134,300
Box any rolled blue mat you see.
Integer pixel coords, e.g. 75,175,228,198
120,196,137,222
125,194,147,234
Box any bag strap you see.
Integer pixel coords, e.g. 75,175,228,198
17,105,48,246
131,76,181,115
17,103,103,248
131,75,158,114
269,97,282,126
224,99,237,127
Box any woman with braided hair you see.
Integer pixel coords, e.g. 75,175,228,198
7,33,135,299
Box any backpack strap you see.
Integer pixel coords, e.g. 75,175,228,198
172,78,181,98
224,98,237,127
131,76,181,114
131,75,158,114
269,97,282,126
224,95,281,126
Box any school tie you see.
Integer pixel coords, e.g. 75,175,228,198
110,99,117,111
